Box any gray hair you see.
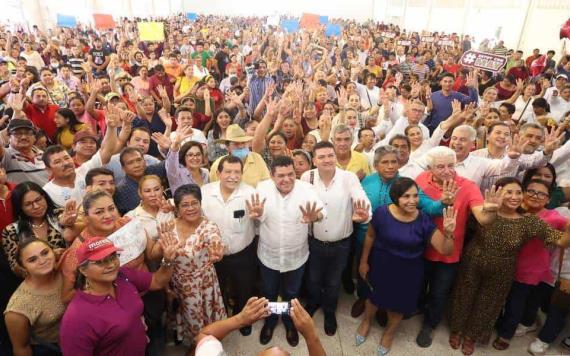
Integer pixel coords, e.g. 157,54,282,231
519,122,544,136
373,145,399,166
425,146,457,168
333,124,353,141
452,124,477,142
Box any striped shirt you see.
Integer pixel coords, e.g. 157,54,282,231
248,74,274,116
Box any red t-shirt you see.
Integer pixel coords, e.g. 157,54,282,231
23,103,59,139
415,171,483,264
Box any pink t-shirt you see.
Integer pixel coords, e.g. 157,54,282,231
416,172,484,264
514,209,567,285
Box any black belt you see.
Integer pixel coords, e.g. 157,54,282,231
310,236,350,246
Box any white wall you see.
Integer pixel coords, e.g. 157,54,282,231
11,0,570,59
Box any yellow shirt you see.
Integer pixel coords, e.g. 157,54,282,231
57,124,89,150
176,76,199,96
337,150,371,177
209,152,270,187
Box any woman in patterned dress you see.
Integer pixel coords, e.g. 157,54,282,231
448,177,570,355
169,184,226,346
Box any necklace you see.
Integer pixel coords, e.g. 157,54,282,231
31,221,46,229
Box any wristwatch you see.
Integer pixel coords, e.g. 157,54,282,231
161,258,174,268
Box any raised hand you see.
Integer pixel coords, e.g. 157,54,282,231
466,70,479,88
351,199,370,223
515,78,524,92
203,87,210,101
299,201,323,224
483,185,503,212
158,227,180,261
59,199,78,227
507,134,530,159
246,193,266,219
157,85,168,98
151,132,172,151
441,179,460,206
451,99,461,116
208,240,225,263
543,127,564,155
157,107,173,128
337,86,348,107
159,197,175,214
442,206,458,235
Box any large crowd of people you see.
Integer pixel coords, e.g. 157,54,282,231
0,11,569,356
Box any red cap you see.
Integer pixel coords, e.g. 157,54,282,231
76,237,118,265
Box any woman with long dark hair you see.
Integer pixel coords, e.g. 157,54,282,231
54,108,88,149
1,182,65,277
205,109,232,161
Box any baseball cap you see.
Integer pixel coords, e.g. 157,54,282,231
73,130,99,145
556,74,568,80
7,119,34,134
104,92,121,102
76,237,118,265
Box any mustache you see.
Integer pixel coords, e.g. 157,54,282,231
63,164,75,170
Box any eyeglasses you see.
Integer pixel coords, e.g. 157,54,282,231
90,253,118,267
525,189,549,199
185,152,203,158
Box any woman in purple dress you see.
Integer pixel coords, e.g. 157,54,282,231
355,177,457,356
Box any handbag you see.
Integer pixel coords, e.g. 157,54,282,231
550,248,570,310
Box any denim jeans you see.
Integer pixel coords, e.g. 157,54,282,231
422,260,459,329
498,281,553,339
260,262,306,329
307,237,350,315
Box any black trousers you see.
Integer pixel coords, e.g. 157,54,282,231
215,240,257,316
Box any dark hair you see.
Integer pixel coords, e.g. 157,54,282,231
212,109,233,140
179,141,204,166
522,163,557,190
154,64,165,72
499,102,516,115
55,108,83,140
312,140,335,156
69,95,85,106
487,121,510,135
389,134,411,149
547,50,555,56
175,105,193,117
128,126,151,142
271,155,294,174
495,177,522,190
357,127,375,139
11,182,59,238
174,184,202,207
523,178,552,197
439,72,454,80
82,190,113,214
42,145,68,167
532,97,550,112
24,66,39,83
15,238,52,267
85,167,115,186
217,155,244,172
119,147,143,167
389,177,418,206
267,132,287,147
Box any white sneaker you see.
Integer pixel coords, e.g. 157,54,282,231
515,322,538,337
528,338,550,355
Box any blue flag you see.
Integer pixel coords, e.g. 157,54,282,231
319,16,329,24
281,20,300,33
325,24,342,37
57,14,77,28
187,13,198,21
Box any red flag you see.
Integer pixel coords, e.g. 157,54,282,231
93,14,115,30
561,18,570,39
300,13,320,30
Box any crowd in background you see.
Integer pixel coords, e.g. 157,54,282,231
0,12,569,356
